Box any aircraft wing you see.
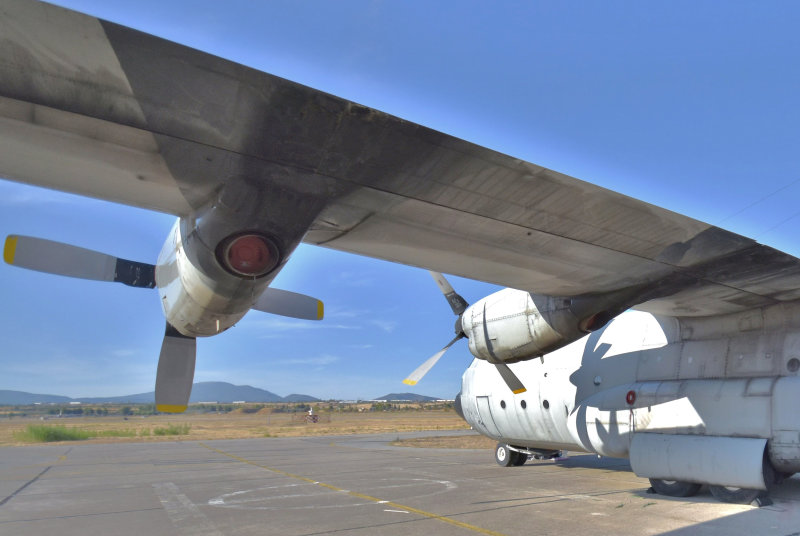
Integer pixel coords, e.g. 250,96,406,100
2,0,800,317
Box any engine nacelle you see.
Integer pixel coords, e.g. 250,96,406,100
462,288,613,363
155,220,276,337
154,174,325,338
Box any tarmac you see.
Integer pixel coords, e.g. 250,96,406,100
2,430,800,535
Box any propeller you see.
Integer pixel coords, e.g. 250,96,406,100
403,271,527,394
4,234,323,412
155,324,197,413
4,235,194,412
252,288,324,320
4,235,155,287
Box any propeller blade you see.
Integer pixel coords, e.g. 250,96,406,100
429,271,468,316
4,235,155,288
494,361,527,394
403,333,464,386
155,324,196,413
251,288,324,320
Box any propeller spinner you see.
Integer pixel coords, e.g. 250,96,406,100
403,271,527,394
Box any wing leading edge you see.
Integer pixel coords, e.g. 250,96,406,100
1,0,799,317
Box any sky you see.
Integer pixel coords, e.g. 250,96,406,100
2,1,800,400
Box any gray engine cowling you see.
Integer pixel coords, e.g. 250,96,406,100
461,288,614,363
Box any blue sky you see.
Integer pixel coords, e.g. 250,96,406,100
2,1,800,400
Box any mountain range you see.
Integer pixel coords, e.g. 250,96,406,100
0,382,310,405
374,393,442,402
0,383,442,405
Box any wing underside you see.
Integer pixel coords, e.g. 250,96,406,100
2,0,800,317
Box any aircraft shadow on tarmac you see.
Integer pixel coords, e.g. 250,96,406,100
655,480,800,536
512,452,633,473
527,453,800,503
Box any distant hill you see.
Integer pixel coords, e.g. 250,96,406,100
74,382,284,404
188,382,283,403
283,394,321,402
375,393,441,402
0,382,316,405
0,390,73,405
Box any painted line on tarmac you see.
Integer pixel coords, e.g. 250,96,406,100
200,443,509,536
153,482,224,536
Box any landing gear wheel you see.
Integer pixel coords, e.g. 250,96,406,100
495,443,518,467
648,478,701,497
708,485,765,504
709,450,776,504
513,449,528,466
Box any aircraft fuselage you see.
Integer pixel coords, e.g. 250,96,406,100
458,306,800,492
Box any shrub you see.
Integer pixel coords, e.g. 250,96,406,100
152,423,191,436
15,425,91,442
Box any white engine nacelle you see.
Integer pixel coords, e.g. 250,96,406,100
155,219,275,337
153,175,322,338
462,288,612,363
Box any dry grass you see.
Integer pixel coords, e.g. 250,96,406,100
0,410,470,446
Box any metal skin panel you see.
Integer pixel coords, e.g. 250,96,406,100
635,343,683,381
677,339,728,379
5,1,800,317
458,308,800,471
630,434,768,490
474,396,502,438
771,378,800,471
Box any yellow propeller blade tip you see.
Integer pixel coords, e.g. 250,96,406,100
3,236,17,265
512,388,527,394
156,404,187,413
402,379,417,386
317,300,324,320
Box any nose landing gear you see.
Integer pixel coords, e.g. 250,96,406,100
495,443,563,467
495,443,519,467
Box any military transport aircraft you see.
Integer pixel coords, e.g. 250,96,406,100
2,0,800,506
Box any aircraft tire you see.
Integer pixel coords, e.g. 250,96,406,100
709,451,776,504
648,479,701,497
708,485,765,504
512,449,527,466
495,443,518,467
